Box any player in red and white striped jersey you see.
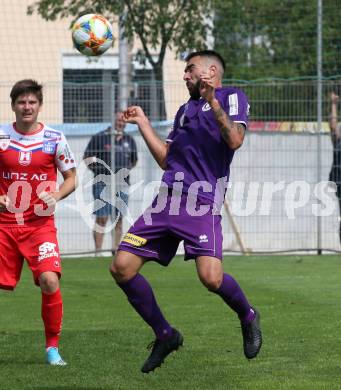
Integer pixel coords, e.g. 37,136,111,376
0,79,76,366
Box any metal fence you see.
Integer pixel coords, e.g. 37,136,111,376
1,79,341,254
55,130,339,255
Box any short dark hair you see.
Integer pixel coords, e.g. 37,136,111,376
10,79,43,105
185,50,226,72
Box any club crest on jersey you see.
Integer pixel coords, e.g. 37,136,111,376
18,151,32,166
0,135,10,151
202,102,211,112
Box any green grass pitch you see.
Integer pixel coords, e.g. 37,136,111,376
1,255,341,390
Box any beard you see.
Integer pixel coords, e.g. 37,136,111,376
187,80,201,100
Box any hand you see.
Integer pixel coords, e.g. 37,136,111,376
123,106,148,126
34,191,60,217
331,92,339,104
38,191,59,208
199,73,216,103
0,194,9,212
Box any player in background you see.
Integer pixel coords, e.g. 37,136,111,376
110,50,262,373
0,79,76,365
328,92,341,244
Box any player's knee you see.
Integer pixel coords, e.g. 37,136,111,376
109,255,136,283
109,261,120,280
39,272,59,293
95,216,108,227
199,273,222,291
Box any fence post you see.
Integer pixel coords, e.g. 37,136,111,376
317,0,323,255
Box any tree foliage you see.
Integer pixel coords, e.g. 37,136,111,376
212,0,341,120
213,0,341,80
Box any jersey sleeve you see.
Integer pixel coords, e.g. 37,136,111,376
166,104,186,143
55,133,76,172
166,126,176,143
222,89,250,128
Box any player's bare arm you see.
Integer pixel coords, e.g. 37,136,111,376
123,106,169,170
200,74,245,150
54,167,77,201
211,102,245,150
39,167,76,208
0,194,9,212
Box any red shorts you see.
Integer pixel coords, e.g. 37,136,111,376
0,224,62,290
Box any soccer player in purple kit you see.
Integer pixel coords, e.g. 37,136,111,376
110,50,262,373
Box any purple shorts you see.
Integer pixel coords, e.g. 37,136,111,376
118,191,223,266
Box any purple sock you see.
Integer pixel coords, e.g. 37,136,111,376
213,273,255,323
117,273,173,340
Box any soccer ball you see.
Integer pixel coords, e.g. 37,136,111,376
72,14,114,56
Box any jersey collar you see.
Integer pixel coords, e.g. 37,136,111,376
13,122,44,136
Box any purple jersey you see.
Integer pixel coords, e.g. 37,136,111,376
162,87,249,206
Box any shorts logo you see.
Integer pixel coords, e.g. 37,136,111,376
38,242,59,261
18,151,32,166
122,233,147,247
202,103,211,112
199,234,208,243
0,135,10,151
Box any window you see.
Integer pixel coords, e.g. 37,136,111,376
63,68,153,123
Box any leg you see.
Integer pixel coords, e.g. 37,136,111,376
39,271,62,348
110,250,173,339
39,271,66,366
195,256,253,320
94,215,108,253
112,190,129,255
0,226,23,291
19,226,66,365
112,216,123,254
195,256,262,359
92,180,111,254
111,195,184,372
115,217,123,250
110,250,182,373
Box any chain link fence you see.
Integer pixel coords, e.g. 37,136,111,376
1,79,341,254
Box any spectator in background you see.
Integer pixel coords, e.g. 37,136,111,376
329,92,341,244
83,112,138,256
